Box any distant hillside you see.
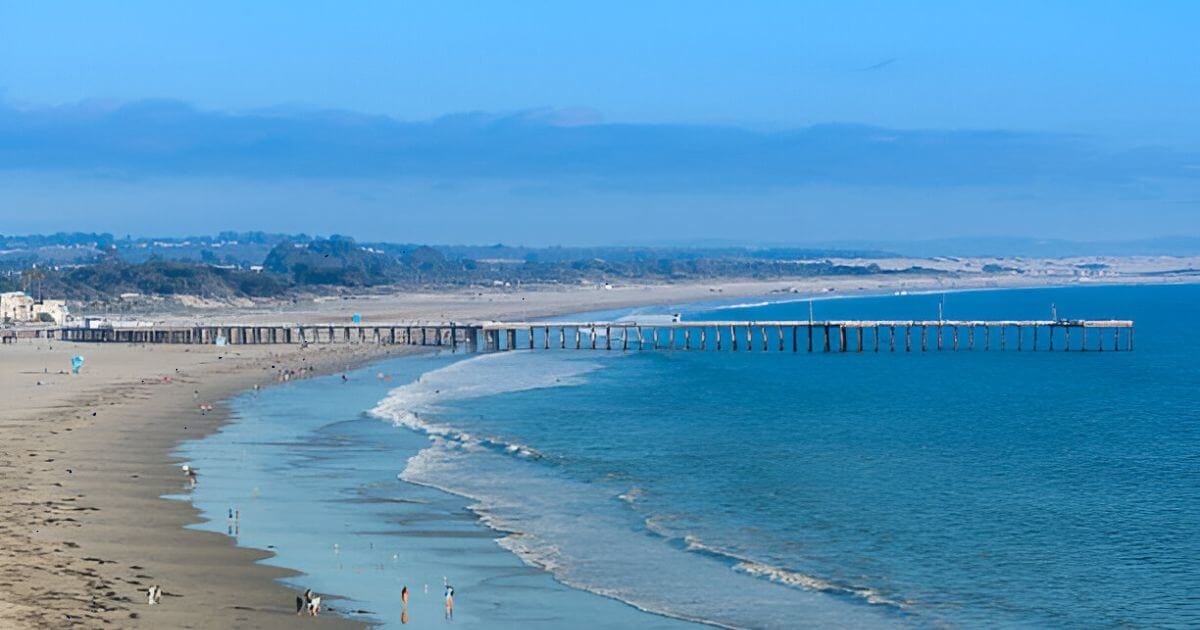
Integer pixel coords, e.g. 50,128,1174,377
390,243,895,263
8,232,1200,270
38,260,289,301
263,237,408,286
1,235,947,303
0,232,895,272
17,231,1199,306
0,231,300,271
813,236,1200,258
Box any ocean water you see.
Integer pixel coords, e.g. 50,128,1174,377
178,284,1200,628
174,353,694,629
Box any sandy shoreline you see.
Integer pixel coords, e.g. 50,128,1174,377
0,273,1193,628
135,268,1199,327
0,340,414,628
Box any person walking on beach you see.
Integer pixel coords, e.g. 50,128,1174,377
444,583,454,618
181,464,197,488
296,588,320,616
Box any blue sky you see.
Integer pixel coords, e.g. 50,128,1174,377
1,1,1198,244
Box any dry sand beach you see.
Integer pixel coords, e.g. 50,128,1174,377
1,270,1196,629
0,340,410,628
138,259,1200,327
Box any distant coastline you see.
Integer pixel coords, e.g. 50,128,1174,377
1,269,1196,627
2,232,1198,311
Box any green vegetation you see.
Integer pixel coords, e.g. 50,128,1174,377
263,237,405,287
35,260,289,300
3,234,944,302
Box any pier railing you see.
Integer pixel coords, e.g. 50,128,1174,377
51,319,1134,353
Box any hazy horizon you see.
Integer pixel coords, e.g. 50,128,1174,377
2,2,1198,245
9,229,1200,260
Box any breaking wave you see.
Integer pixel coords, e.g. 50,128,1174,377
370,351,904,628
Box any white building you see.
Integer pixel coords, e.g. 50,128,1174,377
0,292,70,324
0,292,33,322
36,300,69,324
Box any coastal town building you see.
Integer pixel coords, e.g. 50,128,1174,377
0,291,70,324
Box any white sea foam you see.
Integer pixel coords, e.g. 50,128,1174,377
376,351,903,628
614,313,679,325
712,300,776,310
709,293,866,312
675,533,906,608
400,438,900,628
370,351,602,458
617,485,644,505
734,561,907,608
707,285,1020,314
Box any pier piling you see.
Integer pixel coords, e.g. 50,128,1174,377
55,318,1134,360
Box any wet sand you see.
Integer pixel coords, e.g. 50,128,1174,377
0,340,412,628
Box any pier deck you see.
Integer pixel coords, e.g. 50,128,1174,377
51,319,1135,353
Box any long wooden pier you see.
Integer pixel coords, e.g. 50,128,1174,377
53,319,1135,352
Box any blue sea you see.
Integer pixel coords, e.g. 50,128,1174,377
175,284,1200,628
